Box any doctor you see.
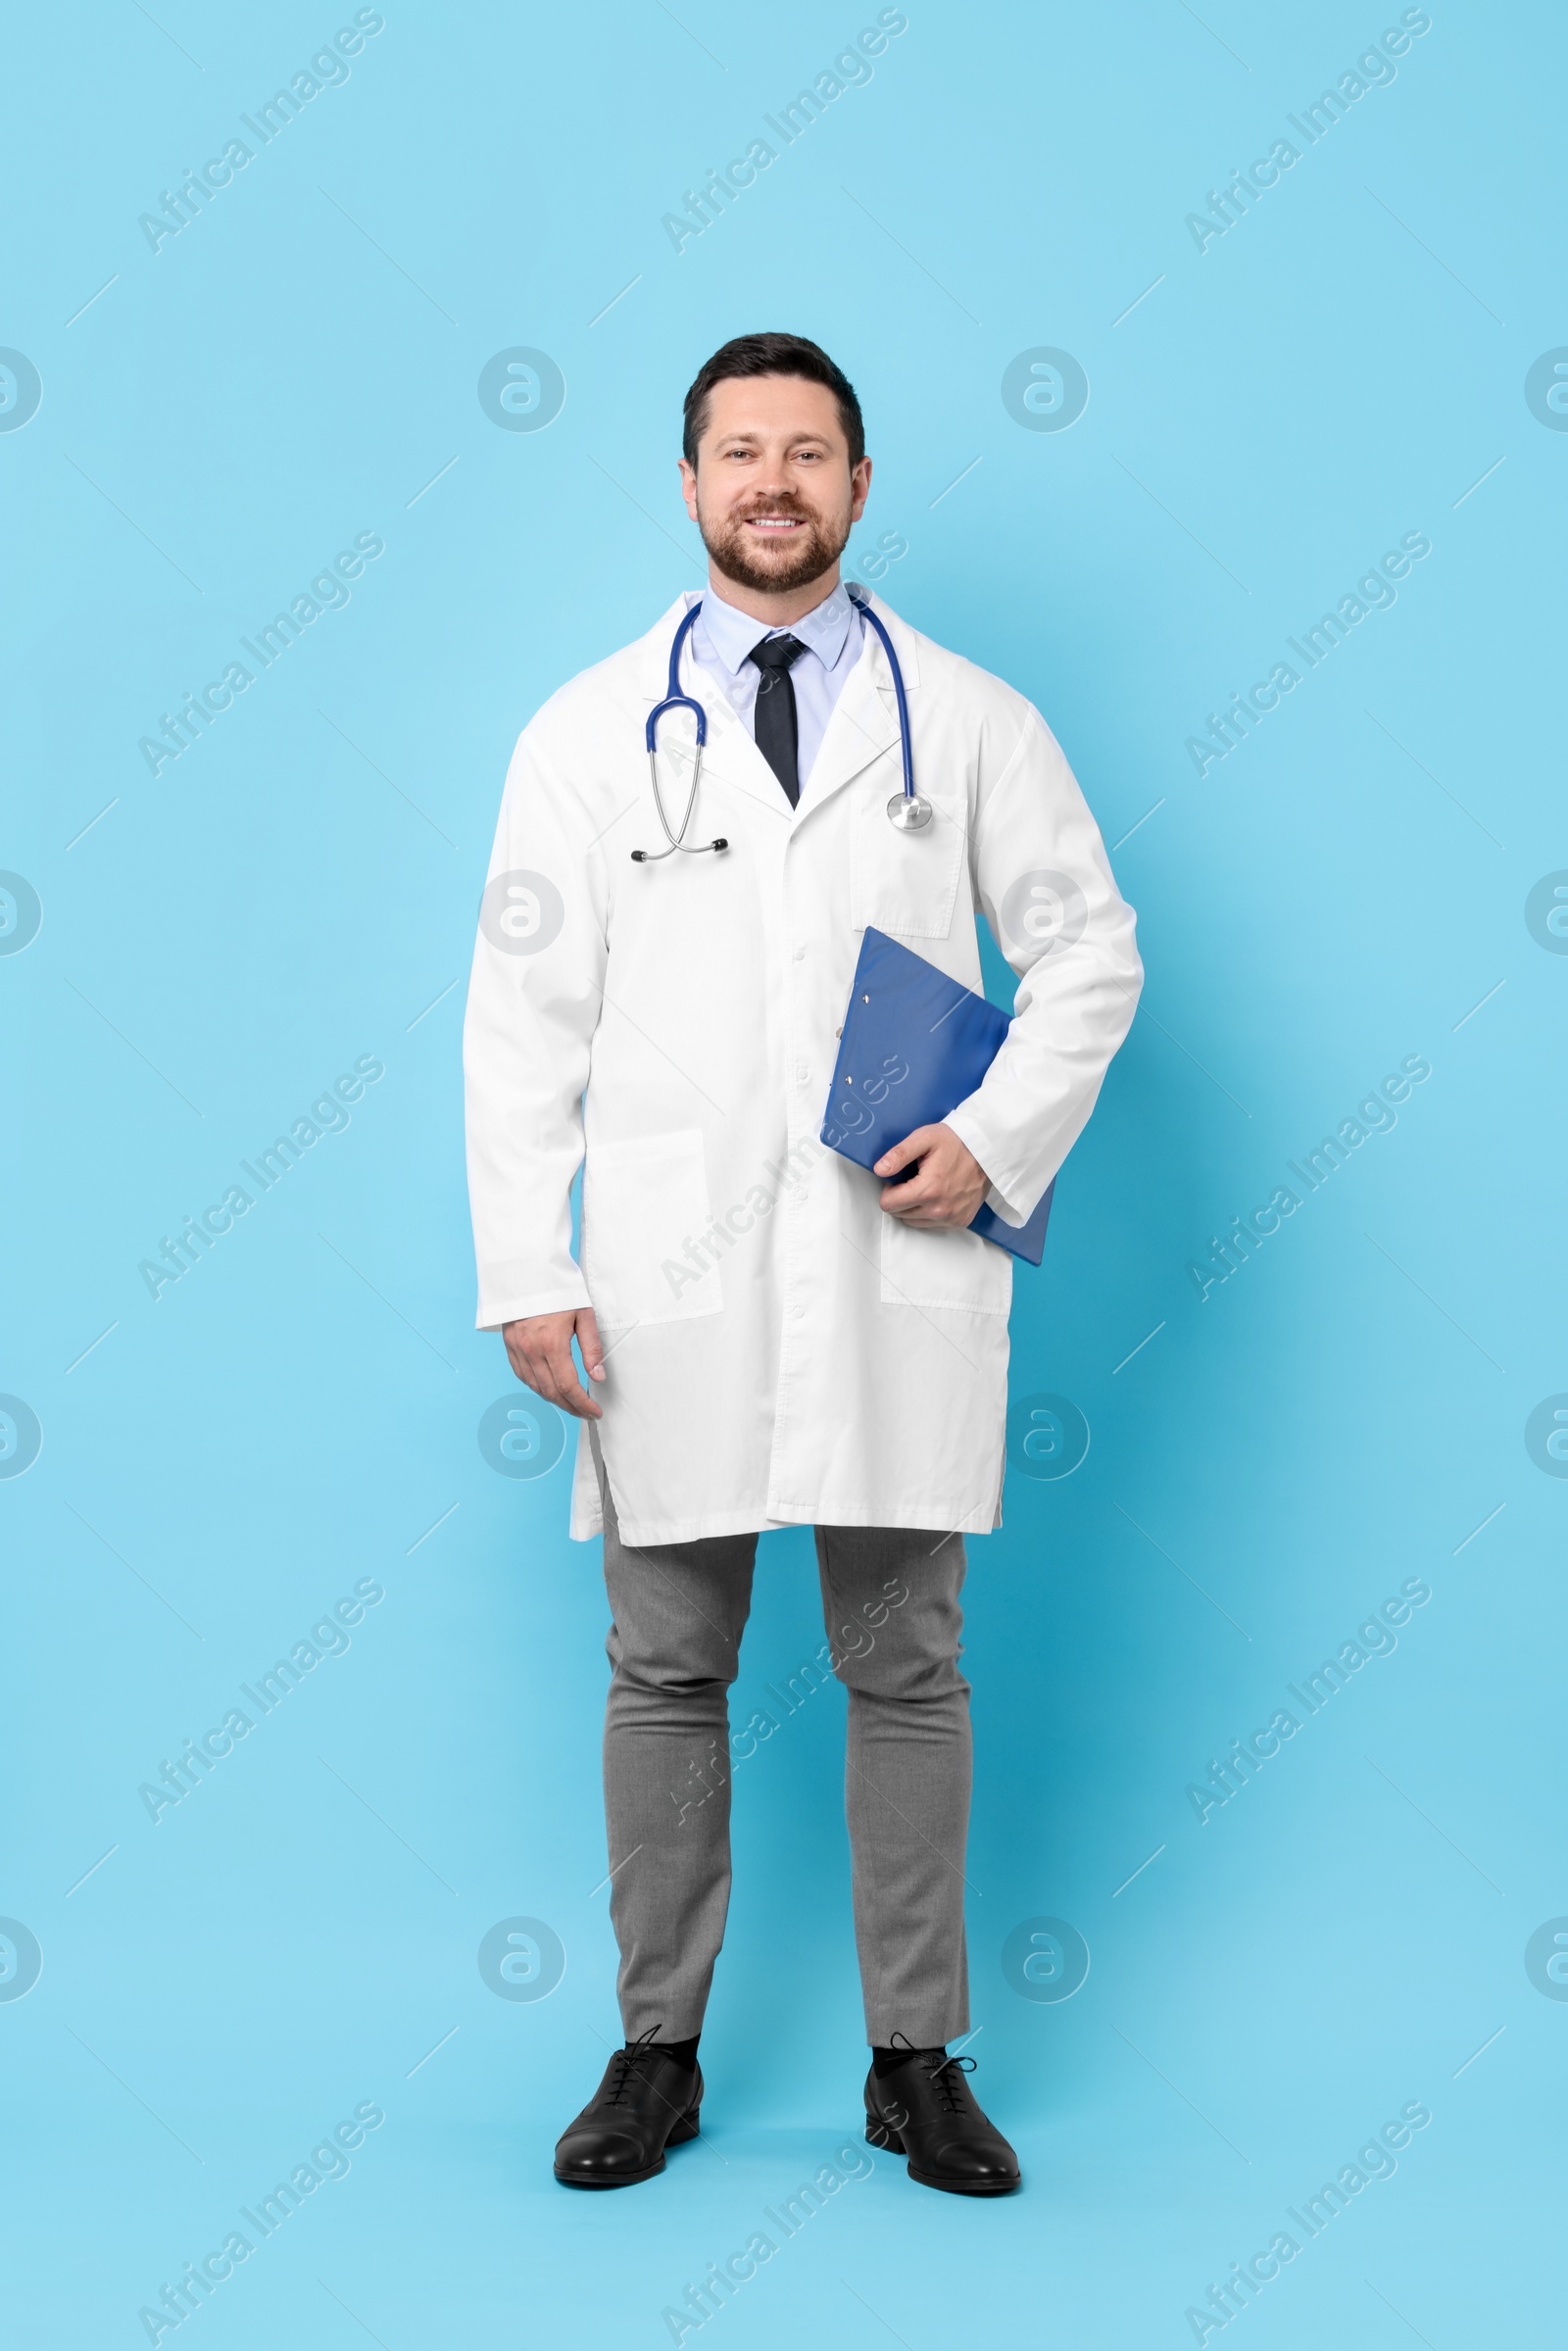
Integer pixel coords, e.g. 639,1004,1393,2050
464,333,1142,2196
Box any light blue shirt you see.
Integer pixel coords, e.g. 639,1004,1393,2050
687,577,864,793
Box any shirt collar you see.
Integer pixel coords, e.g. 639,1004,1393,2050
690,576,856,680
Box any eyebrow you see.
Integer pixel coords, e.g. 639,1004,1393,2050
712,429,833,448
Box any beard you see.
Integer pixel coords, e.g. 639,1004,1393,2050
697,491,852,595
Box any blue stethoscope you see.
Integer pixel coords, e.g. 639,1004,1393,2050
631,584,931,862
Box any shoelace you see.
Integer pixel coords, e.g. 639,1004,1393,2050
888,2032,978,2114
605,2027,666,2106
922,2051,977,2113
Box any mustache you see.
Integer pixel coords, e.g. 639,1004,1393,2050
733,497,813,520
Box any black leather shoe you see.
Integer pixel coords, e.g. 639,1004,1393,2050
554,2030,703,2187
864,2040,1020,2195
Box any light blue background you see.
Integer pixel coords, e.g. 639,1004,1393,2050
3,2,1564,2343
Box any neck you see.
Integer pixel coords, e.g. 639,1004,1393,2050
704,562,842,627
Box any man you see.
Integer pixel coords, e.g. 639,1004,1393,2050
464,332,1141,2195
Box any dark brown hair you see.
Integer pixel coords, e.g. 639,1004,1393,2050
682,332,865,465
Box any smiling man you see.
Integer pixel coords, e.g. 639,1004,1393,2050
464,331,1142,2195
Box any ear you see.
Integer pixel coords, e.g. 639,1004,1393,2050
850,454,872,523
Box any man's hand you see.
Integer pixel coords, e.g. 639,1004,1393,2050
502,1307,606,1420
875,1124,991,1231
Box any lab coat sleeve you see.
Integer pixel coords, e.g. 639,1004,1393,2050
942,706,1143,1223
463,720,609,1329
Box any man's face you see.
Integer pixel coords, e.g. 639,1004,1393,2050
679,375,871,596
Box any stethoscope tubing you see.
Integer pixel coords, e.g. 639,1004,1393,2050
635,585,920,861
634,605,717,861
844,586,916,808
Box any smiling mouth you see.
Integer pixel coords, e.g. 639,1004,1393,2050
745,514,806,531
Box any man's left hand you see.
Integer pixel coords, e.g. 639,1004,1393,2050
875,1123,991,1230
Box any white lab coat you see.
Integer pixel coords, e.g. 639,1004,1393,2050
463,588,1142,1545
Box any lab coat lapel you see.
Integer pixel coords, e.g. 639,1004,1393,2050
691,690,796,823
632,592,793,827
793,588,919,824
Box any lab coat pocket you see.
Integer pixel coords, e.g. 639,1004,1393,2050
581,1129,722,1331
878,1209,1012,1315
850,770,968,940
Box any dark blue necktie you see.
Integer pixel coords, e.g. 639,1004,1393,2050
748,633,808,807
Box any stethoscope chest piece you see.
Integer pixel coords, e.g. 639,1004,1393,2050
886,790,933,832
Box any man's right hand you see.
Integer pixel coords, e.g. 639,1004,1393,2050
502,1307,606,1420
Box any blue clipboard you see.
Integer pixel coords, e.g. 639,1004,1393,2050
820,926,1054,1264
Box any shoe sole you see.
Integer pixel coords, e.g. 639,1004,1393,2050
554,2111,700,2188
864,2119,1020,2196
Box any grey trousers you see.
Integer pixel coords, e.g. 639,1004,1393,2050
591,1435,973,2047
